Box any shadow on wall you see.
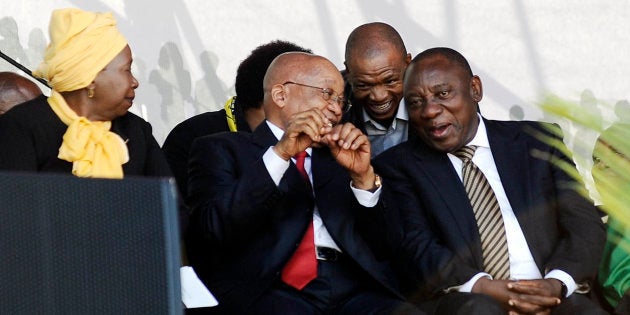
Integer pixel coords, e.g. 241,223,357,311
0,16,230,144
149,42,192,130
2,1,558,144
0,17,47,72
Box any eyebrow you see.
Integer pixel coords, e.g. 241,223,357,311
431,83,450,90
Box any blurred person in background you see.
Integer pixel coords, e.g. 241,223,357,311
0,71,42,115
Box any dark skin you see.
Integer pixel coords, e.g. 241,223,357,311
62,45,139,122
404,54,563,314
0,72,42,114
267,53,377,190
345,44,411,127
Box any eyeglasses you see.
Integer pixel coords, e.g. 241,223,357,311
282,81,351,112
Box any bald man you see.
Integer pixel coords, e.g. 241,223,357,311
0,72,43,114
343,22,412,157
186,52,422,314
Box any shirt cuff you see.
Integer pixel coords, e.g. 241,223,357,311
545,269,577,297
456,272,492,293
351,183,381,207
262,147,289,186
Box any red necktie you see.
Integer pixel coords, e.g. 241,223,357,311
281,151,317,290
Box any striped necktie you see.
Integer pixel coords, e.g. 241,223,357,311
454,146,510,280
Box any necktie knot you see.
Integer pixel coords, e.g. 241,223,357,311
453,145,477,163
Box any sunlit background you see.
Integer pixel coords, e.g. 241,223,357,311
3,1,629,202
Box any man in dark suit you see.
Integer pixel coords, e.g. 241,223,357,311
186,52,422,314
162,40,311,200
343,22,412,157
375,47,606,314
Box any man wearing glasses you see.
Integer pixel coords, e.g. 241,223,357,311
186,52,423,314
343,22,412,157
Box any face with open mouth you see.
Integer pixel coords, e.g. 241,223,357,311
346,46,410,124
403,54,482,153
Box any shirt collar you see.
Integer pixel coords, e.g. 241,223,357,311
362,99,408,125
466,113,490,149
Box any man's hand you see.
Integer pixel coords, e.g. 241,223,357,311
320,122,375,190
506,279,562,314
472,277,561,314
273,108,333,160
472,277,515,310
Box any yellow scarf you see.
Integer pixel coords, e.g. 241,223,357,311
224,96,238,132
49,91,129,178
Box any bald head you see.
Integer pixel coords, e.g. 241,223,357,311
344,22,407,62
264,52,338,88
0,72,43,114
263,52,344,128
343,23,410,124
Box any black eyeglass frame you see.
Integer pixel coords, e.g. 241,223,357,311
282,81,351,112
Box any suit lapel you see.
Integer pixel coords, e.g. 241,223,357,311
409,139,483,264
485,119,531,220
251,122,279,149
251,123,312,197
311,147,336,190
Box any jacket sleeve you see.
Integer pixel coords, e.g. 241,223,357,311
186,135,289,249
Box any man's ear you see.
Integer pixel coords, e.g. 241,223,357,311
471,75,483,102
270,84,287,108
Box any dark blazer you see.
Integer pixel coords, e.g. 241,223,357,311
0,94,171,177
374,118,606,298
186,122,402,312
161,108,251,198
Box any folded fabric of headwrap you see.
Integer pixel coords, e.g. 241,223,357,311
33,8,128,92
49,90,129,179
32,8,131,179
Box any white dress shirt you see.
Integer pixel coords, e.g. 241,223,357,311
450,115,576,297
362,100,409,157
261,121,381,251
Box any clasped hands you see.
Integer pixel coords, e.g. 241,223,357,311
272,107,377,190
473,277,563,315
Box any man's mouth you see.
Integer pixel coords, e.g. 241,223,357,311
428,123,451,138
368,100,393,114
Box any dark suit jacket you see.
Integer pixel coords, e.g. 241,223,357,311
0,94,171,177
374,118,606,298
162,108,251,198
186,122,402,312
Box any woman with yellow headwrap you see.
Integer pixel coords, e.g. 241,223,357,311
0,8,171,179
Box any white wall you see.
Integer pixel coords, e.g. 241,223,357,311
2,1,628,196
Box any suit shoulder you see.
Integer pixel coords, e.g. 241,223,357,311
487,119,561,138
193,129,252,148
169,110,229,136
374,138,421,168
0,95,51,125
163,110,229,148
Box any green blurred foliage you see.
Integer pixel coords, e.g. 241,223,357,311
539,93,630,246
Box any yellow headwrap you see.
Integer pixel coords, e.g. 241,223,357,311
33,8,130,179
33,8,128,92
49,90,129,178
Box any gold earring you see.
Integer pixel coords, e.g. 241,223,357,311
87,88,95,98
